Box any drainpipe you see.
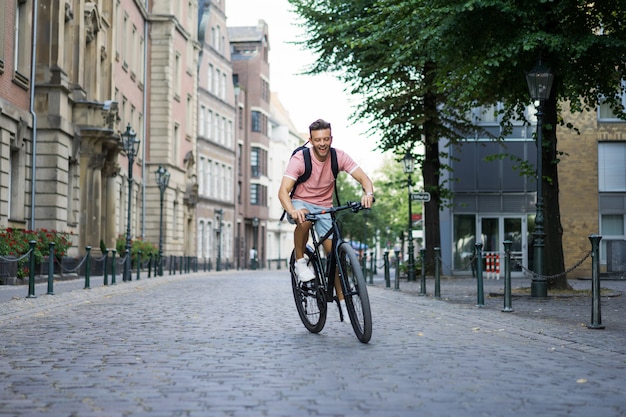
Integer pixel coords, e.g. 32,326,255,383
141,0,149,238
29,0,40,230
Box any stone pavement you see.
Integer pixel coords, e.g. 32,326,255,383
0,270,624,417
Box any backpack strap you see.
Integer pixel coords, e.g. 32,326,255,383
330,148,340,206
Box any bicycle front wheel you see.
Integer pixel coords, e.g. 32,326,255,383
290,248,327,333
338,242,372,343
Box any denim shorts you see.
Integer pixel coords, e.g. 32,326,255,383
288,200,332,238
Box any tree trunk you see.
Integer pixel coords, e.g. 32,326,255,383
542,96,570,290
422,138,441,275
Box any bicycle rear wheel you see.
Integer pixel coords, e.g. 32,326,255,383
338,242,372,343
290,248,327,333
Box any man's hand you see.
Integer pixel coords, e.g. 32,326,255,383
289,208,308,224
361,193,374,209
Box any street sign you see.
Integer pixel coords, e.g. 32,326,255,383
411,192,431,202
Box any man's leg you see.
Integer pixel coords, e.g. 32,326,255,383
294,221,311,259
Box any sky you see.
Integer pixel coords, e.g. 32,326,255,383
225,0,385,173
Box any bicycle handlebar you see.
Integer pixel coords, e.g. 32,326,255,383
304,200,371,221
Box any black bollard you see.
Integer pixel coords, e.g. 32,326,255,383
420,248,427,296
434,247,441,299
136,251,141,281
111,249,117,285
384,251,390,288
502,241,513,312
394,250,400,290
84,246,91,289
47,242,56,295
103,249,109,286
26,241,37,298
588,235,604,329
475,243,485,307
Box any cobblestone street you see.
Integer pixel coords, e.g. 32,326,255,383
0,270,624,416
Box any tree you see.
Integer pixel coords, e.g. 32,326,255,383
289,0,626,289
288,0,475,271
424,0,626,288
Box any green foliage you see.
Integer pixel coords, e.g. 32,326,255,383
331,155,425,250
0,228,73,278
115,235,158,267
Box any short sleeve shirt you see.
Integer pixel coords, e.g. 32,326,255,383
284,147,359,207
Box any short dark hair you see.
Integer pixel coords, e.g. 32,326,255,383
309,119,331,135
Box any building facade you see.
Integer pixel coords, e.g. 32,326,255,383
229,20,271,269
0,0,34,232
196,0,237,270
439,100,626,279
266,93,307,270
1,0,199,266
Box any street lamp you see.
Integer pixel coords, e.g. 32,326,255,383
121,124,140,282
252,217,259,270
155,165,170,276
402,151,416,282
526,59,554,298
215,209,223,271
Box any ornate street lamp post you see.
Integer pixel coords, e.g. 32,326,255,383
121,124,140,282
525,59,554,298
215,209,223,271
155,165,170,276
402,151,416,282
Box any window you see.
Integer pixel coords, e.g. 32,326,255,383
599,81,626,121
208,64,213,93
198,156,205,195
251,147,260,177
250,147,267,177
250,184,267,206
251,111,261,132
175,53,181,98
222,73,227,99
207,110,213,139
199,105,206,136
598,142,626,192
14,0,32,85
8,145,25,221
0,3,6,70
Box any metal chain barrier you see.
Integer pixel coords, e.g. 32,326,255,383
516,249,592,280
53,253,89,274
0,252,32,263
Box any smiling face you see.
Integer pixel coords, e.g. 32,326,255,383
310,128,333,161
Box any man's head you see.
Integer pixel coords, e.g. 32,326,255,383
309,118,331,136
309,119,332,161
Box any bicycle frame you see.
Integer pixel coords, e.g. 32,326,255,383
305,202,359,304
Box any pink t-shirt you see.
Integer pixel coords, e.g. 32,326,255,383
284,147,359,207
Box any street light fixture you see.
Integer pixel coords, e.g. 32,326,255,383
155,165,170,276
402,151,416,282
525,59,554,298
121,124,140,282
215,209,224,271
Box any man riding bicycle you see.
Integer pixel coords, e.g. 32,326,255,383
278,119,375,320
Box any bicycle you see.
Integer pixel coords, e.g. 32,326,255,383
289,201,373,343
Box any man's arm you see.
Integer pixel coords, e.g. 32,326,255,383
278,176,308,224
350,167,375,208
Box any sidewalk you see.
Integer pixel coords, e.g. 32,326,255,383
370,272,626,354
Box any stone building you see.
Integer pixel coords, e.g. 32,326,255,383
0,0,199,266
0,0,34,231
196,0,237,270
